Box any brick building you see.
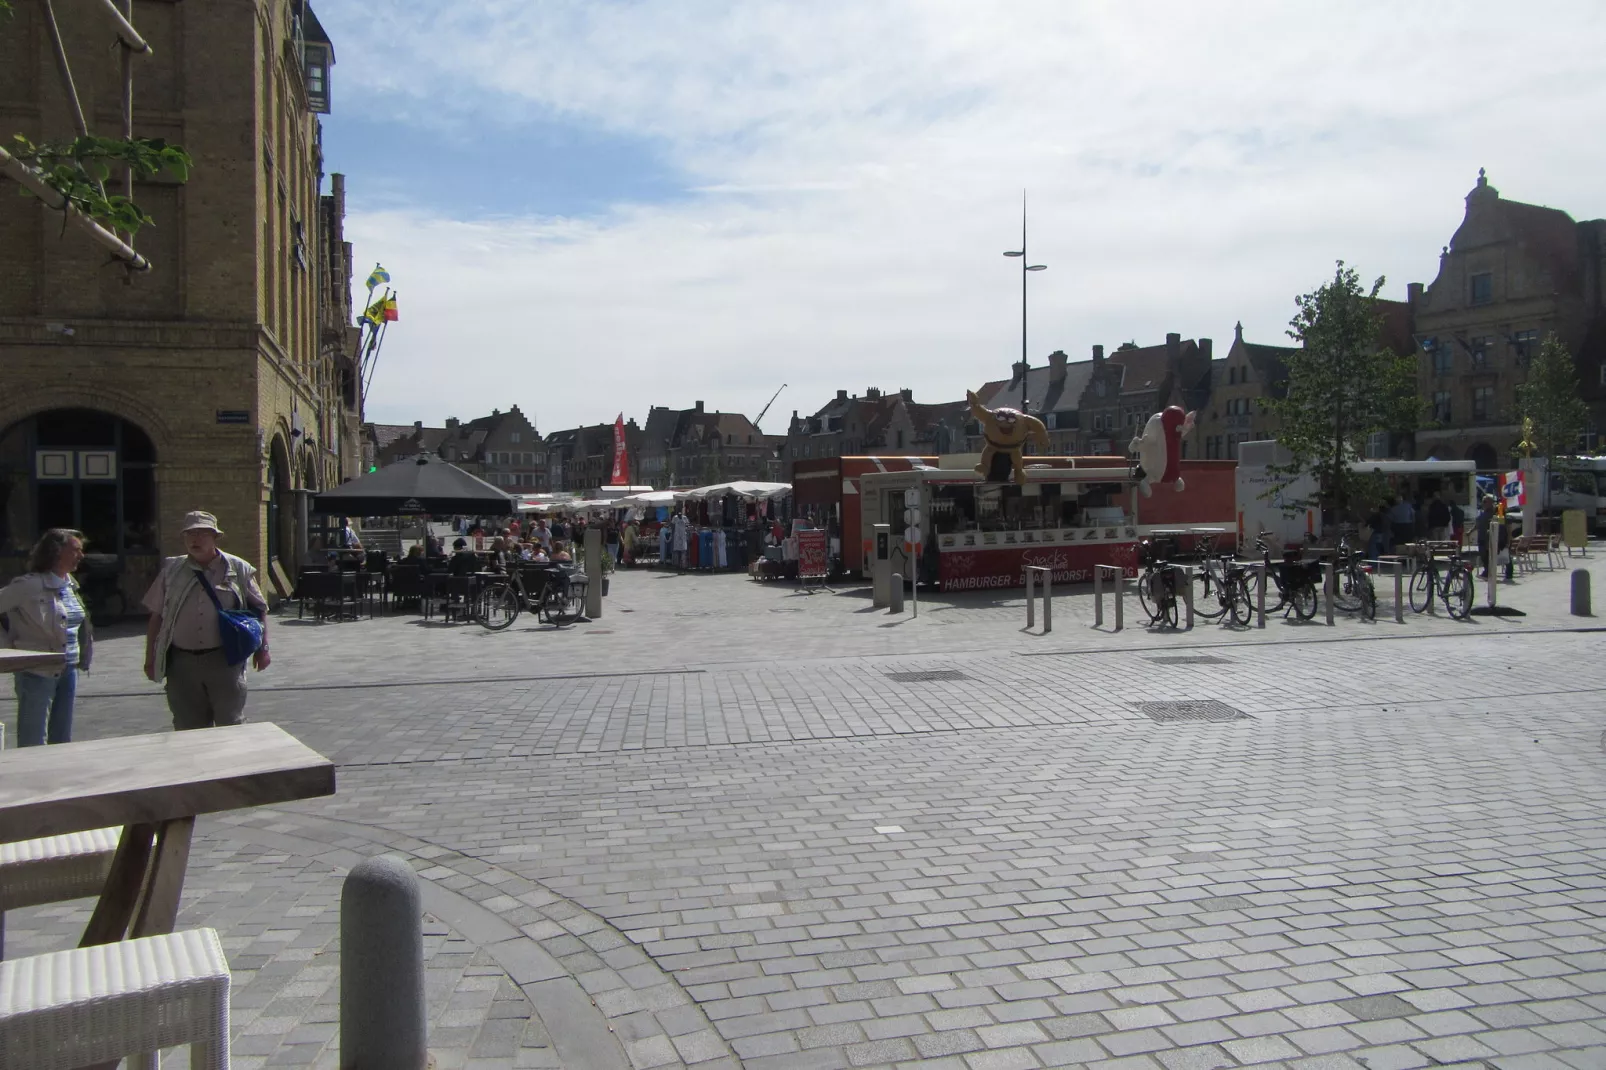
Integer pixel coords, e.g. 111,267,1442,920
1192,323,1295,460
0,0,357,601
370,406,546,491
1413,171,1606,466
545,420,643,493
784,388,967,477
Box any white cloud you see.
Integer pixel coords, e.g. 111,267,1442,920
326,0,1606,429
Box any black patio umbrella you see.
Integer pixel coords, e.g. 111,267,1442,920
311,455,515,516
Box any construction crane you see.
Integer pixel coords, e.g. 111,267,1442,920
754,383,787,431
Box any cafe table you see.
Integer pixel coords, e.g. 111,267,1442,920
0,650,66,674
0,722,335,946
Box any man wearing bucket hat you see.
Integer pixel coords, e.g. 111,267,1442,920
141,510,270,730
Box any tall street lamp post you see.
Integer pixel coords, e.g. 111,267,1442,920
1003,191,1047,416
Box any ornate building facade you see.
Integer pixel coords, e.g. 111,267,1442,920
0,0,357,601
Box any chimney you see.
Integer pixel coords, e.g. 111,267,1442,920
899,387,912,401
1092,344,1104,364
1012,361,1027,385
1407,282,1424,308
1166,332,1181,363
1048,349,1067,381
446,417,459,430
836,389,848,401
413,420,423,432
695,400,704,412
1199,338,1212,361
866,387,881,399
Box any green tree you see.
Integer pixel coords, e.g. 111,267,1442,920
1260,261,1420,517
2,2,191,243
1515,333,1589,460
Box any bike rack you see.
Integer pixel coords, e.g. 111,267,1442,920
1243,560,1268,629
1093,564,1124,631
1371,557,1407,623
1324,561,1336,626
1170,563,1194,630
1024,566,1051,634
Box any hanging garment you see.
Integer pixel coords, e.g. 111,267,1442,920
714,530,728,569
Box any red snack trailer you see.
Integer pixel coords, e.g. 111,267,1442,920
790,455,936,576
859,458,1236,591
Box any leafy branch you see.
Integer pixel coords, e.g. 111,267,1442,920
10,133,191,236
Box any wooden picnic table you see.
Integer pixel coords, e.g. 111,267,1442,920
0,649,67,674
0,722,334,947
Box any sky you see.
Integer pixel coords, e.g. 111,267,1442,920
315,0,1606,434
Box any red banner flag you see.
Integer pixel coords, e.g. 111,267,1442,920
609,413,629,485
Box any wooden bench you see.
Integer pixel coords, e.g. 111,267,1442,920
0,826,121,959
0,926,230,1069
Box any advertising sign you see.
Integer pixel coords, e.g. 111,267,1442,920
798,529,829,580
938,542,1138,591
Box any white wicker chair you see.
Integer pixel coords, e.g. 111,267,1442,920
0,925,231,1070
0,825,122,960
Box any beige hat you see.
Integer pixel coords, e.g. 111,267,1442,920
180,510,224,535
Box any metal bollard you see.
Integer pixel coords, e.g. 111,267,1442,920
342,856,429,1070
1324,561,1335,625
584,527,603,618
1175,565,1193,629
1024,566,1050,633
1093,565,1123,631
1256,564,1266,629
1573,569,1592,616
1093,566,1103,627
889,573,905,614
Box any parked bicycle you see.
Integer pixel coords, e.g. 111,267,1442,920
1185,532,1256,626
1256,538,1322,621
1135,539,1184,629
475,562,589,631
1407,547,1474,620
1330,534,1378,621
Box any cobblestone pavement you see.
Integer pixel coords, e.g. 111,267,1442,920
9,558,1606,1069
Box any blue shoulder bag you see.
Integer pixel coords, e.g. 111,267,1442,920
194,569,265,666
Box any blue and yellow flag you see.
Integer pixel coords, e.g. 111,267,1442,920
365,264,390,291
362,296,387,328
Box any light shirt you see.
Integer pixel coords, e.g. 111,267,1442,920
43,573,86,668
1387,500,1415,524
142,553,264,651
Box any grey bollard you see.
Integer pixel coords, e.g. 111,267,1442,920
1025,568,1035,629
1573,569,1592,616
1324,561,1335,625
584,527,604,618
342,856,428,1070
890,573,905,614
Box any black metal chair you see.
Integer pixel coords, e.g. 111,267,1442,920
388,563,426,613
295,570,350,621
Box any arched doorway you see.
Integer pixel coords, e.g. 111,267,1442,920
0,408,158,557
1466,442,1498,470
268,437,293,574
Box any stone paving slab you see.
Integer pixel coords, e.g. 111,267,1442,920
8,564,1606,1069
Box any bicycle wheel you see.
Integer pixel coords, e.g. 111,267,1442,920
477,583,520,631
1228,575,1254,627
1442,567,1473,620
1192,568,1230,619
1137,567,1156,622
1333,563,1363,612
542,588,572,626
1291,583,1318,621
1408,567,1433,613
1358,575,1377,621
1159,594,1179,629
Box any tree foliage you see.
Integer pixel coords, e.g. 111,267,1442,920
1260,261,1421,517
10,133,191,237
1515,333,1589,460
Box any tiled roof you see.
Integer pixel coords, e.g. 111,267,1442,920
983,362,1097,415
1107,344,1172,394
369,423,418,451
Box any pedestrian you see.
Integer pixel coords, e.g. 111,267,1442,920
448,537,481,577
1365,502,1389,559
533,518,552,549
1427,493,1451,542
1449,497,1466,547
605,522,621,564
142,511,269,731
672,511,690,570
340,517,360,549
0,528,92,746
1387,495,1416,551
622,518,638,567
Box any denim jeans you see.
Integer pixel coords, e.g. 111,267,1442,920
13,668,76,746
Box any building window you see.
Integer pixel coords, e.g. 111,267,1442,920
1470,272,1493,306
1511,329,1538,361
1432,391,1452,424
511,432,521,443
1433,347,1454,377
1227,367,1237,385
1472,386,1494,421
1470,336,1491,367
1366,431,1388,460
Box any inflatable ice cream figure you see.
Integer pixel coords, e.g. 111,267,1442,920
1129,405,1195,496
967,390,1050,484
